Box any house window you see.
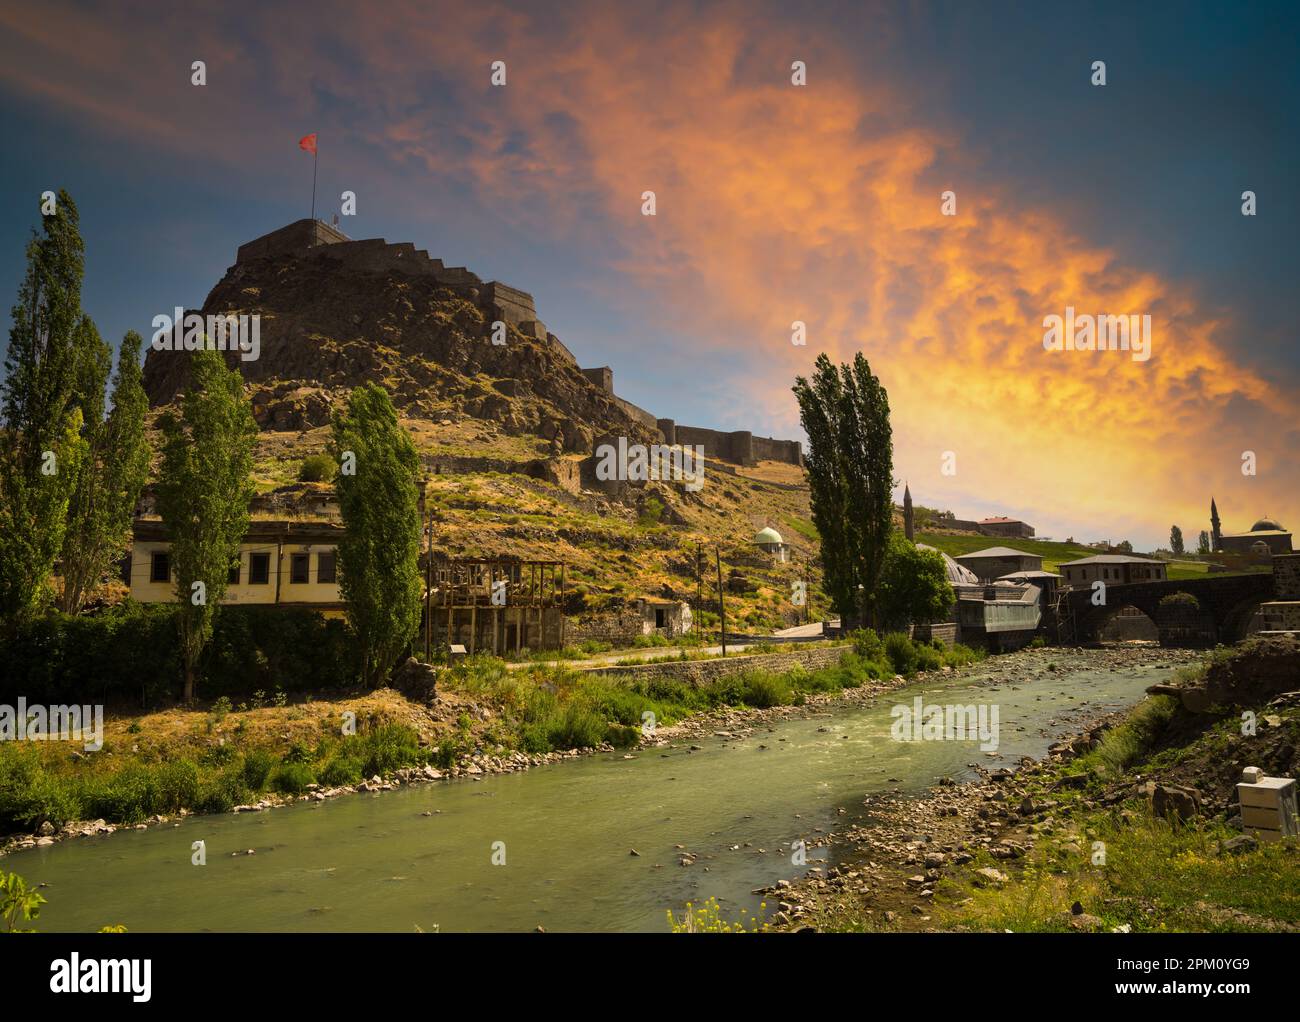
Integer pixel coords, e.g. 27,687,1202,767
228,557,241,585
249,552,271,585
318,551,337,583
291,553,310,584
150,551,170,583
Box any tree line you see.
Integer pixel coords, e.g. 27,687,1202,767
0,192,422,701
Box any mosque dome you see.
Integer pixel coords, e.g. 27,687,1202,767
916,543,979,586
754,527,784,546
1250,517,1284,532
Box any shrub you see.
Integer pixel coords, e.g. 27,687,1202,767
737,671,790,708
884,632,919,676
318,756,363,787
850,628,884,662
241,750,276,791
604,723,641,748
914,642,943,673
298,453,336,482
356,723,423,777
152,759,201,812
270,762,315,795
195,769,250,814
546,703,606,749
1158,591,1201,611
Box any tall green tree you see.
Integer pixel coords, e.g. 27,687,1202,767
155,349,257,701
792,352,895,627
0,190,89,625
1169,525,1185,556
331,383,422,687
1197,529,1211,555
58,329,150,614
878,533,955,631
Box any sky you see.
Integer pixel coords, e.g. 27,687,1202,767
0,0,1296,551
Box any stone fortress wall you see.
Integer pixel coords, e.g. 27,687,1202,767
235,220,803,468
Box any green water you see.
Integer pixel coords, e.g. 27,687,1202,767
7,660,1176,932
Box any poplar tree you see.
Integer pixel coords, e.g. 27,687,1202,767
331,383,422,687
0,190,88,625
793,352,895,628
58,329,150,613
155,349,257,702
1169,525,1185,556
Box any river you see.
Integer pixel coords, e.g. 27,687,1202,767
7,655,1179,932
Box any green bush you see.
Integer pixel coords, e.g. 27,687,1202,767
850,628,885,661
152,759,201,812
545,703,606,749
241,750,276,790
298,453,336,482
270,762,315,794
884,632,919,676
355,723,423,777
318,755,363,786
195,769,251,814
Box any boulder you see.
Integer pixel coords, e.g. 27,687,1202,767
392,656,438,701
1151,783,1202,822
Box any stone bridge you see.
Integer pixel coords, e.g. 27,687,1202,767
1063,572,1275,646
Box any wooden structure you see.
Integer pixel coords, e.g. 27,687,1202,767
427,557,566,654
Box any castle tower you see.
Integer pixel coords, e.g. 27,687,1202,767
903,483,914,542
1211,497,1222,552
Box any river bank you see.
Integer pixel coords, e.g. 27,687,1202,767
2,642,1190,932
771,641,1300,933
0,631,980,857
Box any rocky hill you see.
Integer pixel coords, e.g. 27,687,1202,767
138,221,821,632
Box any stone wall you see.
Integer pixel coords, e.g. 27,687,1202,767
582,644,847,687
1274,554,1300,599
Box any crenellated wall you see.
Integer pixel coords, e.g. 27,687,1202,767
232,221,804,468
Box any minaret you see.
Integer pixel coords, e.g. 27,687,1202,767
1210,498,1222,552
903,483,914,542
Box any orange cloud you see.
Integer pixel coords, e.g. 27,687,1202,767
2,0,1293,545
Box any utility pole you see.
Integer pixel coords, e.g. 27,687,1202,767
696,541,703,611
424,511,433,660
716,547,727,657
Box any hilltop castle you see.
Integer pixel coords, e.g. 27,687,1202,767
229,219,802,468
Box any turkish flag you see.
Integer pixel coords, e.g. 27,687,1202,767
299,133,317,155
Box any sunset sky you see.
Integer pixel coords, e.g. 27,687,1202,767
1,0,1295,550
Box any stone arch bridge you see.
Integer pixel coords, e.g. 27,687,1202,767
1062,572,1275,646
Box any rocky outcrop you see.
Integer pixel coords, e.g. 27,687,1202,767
141,242,657,452
1148,634,1300,711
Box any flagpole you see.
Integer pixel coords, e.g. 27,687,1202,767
310,145,318,222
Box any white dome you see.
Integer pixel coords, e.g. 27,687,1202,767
917,543,979,585
755,527,784,545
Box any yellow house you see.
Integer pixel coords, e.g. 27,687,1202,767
129,519,347,617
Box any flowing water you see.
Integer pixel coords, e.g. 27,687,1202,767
7,658,1177,932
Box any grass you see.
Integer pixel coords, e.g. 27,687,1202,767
0,713,433,832
936,811,1299,932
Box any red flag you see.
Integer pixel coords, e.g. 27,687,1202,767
299,133,317,155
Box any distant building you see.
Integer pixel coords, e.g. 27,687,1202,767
1218,516,1293,556
754,526,789,562
979,516,1035,539
955,546,1043,581
1057,555,1167,587
129,519,345,616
